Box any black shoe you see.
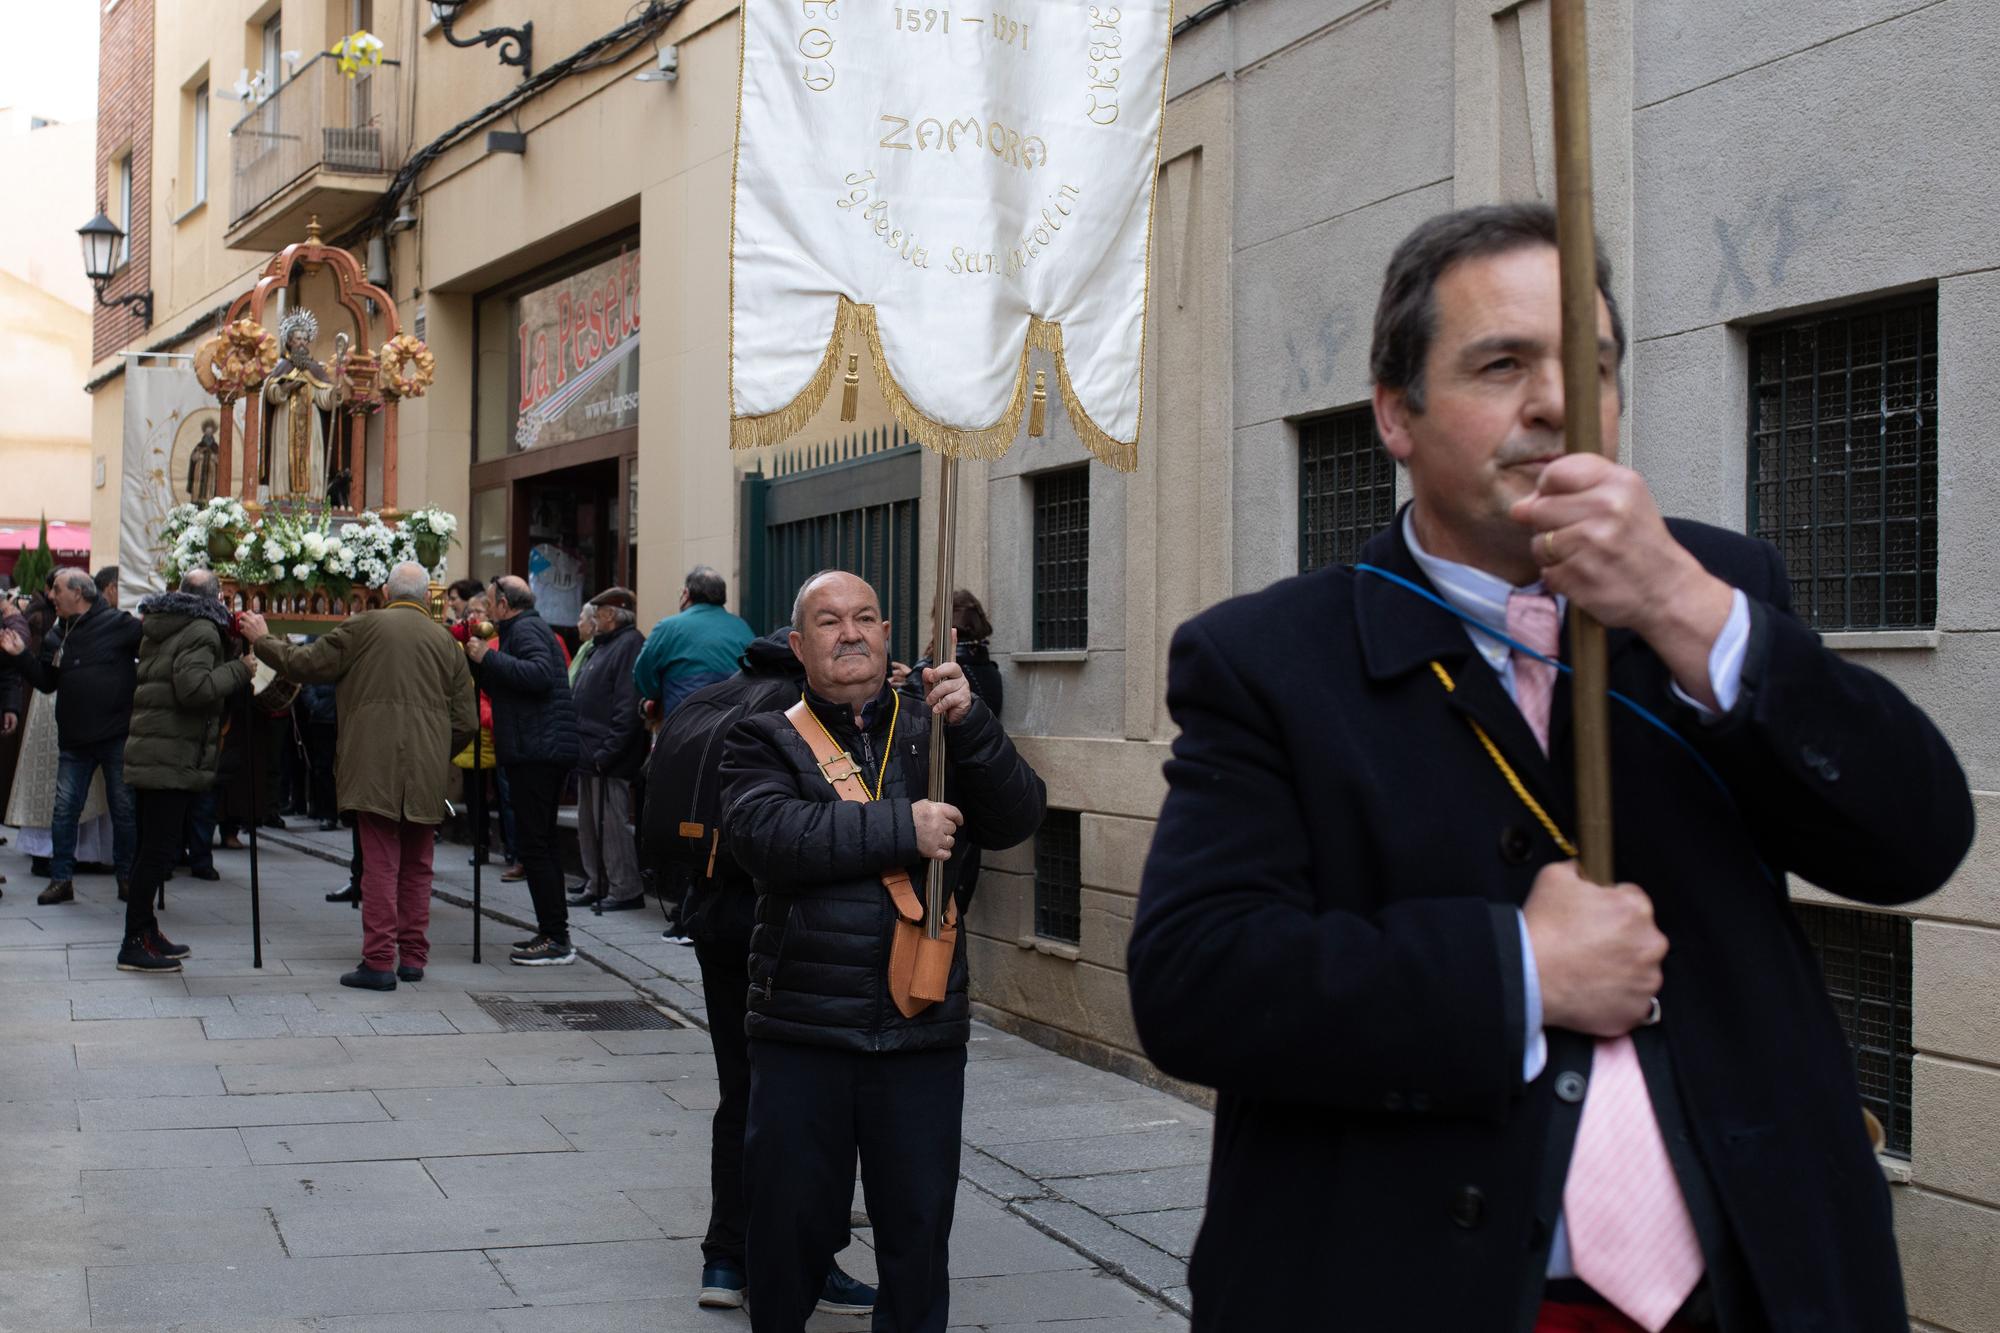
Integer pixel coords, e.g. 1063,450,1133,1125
817,1265,877,1316
567,888,604,907
317,819,339,832
190,866,220,882
698,1262,748,1310
37,880,74,905
117,936,183,973
116,878,128,903
339,965,398,991
598,896,645,912
30,856,50,877
147,928,191,960
260,816,286,831
396,964,424,982
661,929,692,945
509,936,577,967
326,884,362,904
512,934,544,950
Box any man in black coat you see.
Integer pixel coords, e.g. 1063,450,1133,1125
720,570,1045,1333
1128,203,1974,1333
569,586,647,911
468,575,580,966
1,567,143,904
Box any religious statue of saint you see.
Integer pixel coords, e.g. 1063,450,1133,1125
186,420,220,503
262,310,349,503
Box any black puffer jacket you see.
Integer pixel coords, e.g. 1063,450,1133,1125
16,600,143,747
473,608,578,768
571,621,645,778
720,683,1045,1053
122,592,251,791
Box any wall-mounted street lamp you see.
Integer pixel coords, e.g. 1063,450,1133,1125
77,209,153,327
430,0,533,78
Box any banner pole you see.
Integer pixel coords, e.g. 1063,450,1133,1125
472,722,483,964
245,690,264,968
923,455,959,940
1550,0,1614,887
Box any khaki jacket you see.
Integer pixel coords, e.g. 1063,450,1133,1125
255,602,476,824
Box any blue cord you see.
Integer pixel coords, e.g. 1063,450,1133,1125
1353,562,1740,806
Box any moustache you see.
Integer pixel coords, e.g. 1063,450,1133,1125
1497,438,1563,468
833,642,873,658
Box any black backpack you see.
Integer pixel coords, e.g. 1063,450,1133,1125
640,635,801,941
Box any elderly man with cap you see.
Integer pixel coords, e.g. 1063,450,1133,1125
569,586,648,911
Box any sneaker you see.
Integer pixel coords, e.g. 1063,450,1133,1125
396,964,424,982
512,934,543,950
599,895,646,912
661,929,692,945
37,880,74,905
510,936,576,967
817,1265,877,1316
339,964,398,991
117,936,183,973
147,929,191,960
697,1262,748,1310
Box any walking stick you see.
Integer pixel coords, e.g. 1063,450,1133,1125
471,718,483,964
244,689,263,969
922,455,960,939
1550,0,1614,887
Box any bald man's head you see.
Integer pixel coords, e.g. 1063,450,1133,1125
788,571,890,709
489,575,534,621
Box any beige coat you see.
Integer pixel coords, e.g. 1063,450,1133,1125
255,603,476,824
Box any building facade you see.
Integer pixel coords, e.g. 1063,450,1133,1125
88,1,1995,1324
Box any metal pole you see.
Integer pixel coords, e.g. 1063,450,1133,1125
471,717,483,963
923,454,959,939
1550,0,1614,887
244,689,263,968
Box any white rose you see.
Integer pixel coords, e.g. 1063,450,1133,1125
291,562,313,580
235,542,251,561
263,539,285,563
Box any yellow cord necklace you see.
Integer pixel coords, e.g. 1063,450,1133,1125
800,689,899,800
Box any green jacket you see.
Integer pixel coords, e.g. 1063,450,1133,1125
123,592,253,792
255,601,478,824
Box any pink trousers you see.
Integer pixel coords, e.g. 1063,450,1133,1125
357,812,436,971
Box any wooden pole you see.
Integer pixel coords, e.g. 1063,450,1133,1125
1549,0,1615,887
923,455,959,939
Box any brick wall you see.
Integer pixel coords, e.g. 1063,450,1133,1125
93,0,155,363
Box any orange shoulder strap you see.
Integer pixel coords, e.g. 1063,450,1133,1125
784,699,926,924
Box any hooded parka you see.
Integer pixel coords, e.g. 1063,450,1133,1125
121,591,251,791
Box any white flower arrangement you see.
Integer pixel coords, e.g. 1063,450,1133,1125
155,500,465,604
397,505,459,581
157,496,256,585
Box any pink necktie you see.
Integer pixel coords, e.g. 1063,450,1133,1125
1505,590,1705,1333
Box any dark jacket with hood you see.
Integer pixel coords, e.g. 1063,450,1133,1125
473,608,579,768
123,591,252,791
571,620,646,779
720,680,1045,1053
17,599,144,748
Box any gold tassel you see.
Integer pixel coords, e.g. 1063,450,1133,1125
1028,371,1048,437
840,354,860,421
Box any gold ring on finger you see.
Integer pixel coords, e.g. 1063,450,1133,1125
1541,530,1559,564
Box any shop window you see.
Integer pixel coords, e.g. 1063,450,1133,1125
1797,904,1913,1158
1034,809,1081,945
1299,405,1396,573
1032,467,1089,651
1749,298,1938,630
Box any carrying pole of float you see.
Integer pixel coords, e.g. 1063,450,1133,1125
1550,0,1615,887
923,456,960,940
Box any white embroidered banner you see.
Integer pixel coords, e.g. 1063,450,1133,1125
729,1,1171,469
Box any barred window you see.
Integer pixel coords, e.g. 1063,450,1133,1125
1300,406,1397,573
1749,298,1938,630
1797,904,1912,1158
1033,808,1082,945
1032,467,1090,651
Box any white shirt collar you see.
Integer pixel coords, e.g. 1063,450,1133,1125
1401,508,1564,675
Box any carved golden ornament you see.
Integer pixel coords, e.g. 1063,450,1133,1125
194,319,282,402
377,334,436,399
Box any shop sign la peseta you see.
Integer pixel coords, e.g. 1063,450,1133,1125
729,2,1172,468
512,249,642,450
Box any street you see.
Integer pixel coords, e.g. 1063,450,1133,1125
0,834,1200,1330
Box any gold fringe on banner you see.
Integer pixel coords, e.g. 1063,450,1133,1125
730,295,1140,472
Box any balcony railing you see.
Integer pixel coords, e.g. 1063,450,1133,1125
230,52,404,227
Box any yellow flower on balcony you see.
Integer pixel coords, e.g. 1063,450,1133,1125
330,29,385,78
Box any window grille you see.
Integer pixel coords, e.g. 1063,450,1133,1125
1797,904,1912,1157
1749,298,1938,630
1034,808,1082,944
1299,406,1397,573
1032,468,1090,651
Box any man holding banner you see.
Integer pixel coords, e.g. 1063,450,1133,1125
1128,204,1974,1331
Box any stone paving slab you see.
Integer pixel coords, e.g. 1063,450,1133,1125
0,837,1199,1328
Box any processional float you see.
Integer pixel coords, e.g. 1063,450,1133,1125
728,2,1174,974
175,217,451,967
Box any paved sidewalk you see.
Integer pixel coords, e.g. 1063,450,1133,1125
0,826,1203,1330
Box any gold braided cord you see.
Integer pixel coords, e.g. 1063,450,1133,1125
730,295,1140,472
1428,661,1580,859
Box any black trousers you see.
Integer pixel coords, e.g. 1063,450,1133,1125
126,788,194,941
504,762,568,942
746,1039,964,1333
695,933,753,1268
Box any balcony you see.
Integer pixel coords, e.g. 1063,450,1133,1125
226,53,404,252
